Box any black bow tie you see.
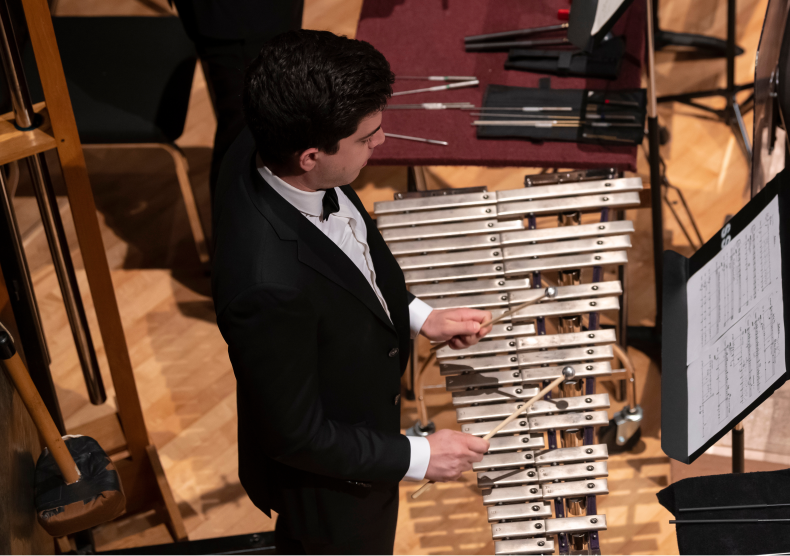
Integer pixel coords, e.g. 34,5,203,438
321,187,340,222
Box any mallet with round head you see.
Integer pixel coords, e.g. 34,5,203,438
411,364,575,499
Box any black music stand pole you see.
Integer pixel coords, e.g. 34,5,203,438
657,0,754,159
632,0,663,346
648,0,663,336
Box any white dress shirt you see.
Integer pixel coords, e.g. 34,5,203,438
259,164,432,482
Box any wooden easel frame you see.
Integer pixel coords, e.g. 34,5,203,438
1,0,187,542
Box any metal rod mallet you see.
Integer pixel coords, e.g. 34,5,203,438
411,365,576,499
430,287,557,353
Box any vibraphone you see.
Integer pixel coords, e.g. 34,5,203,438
373,170,642,555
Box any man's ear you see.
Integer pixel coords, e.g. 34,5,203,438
298,148,319,172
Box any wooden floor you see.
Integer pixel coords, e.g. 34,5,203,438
16,0,770,552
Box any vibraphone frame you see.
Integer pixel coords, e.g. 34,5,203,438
376,168,642,555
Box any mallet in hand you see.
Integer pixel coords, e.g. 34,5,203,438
412,365,576,499
431,286,557,352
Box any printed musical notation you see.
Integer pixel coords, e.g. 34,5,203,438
686,196,785,455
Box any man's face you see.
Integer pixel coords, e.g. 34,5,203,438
311,111,385,188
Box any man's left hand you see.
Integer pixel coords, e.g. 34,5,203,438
420,308,493,349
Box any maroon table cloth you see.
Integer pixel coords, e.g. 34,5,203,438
356,0,646,170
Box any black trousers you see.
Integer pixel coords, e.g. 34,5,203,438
272,484,399,555
196,38,265,200
173,0,304,204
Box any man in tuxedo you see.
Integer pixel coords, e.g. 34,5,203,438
212,30,491,554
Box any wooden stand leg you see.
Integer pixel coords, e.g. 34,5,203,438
146,445,188,542
18,0,187,539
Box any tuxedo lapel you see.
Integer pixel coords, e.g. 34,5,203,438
340,186,411,339
247,162,396,334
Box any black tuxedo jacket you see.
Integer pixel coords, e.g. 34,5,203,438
212,129,413,541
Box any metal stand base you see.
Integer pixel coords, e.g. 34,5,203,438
655,30,743,58
656,0,754,159
405,420,436,437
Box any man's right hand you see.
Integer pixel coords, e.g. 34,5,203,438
424,429,490,482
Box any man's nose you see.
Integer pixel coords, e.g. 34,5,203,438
370,128,385,148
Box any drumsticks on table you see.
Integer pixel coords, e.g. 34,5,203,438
392,79,479,97
385,133,448,146
396,75,476,81
430,287,557,353
411,365,577,499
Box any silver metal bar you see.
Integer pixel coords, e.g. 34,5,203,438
487,501,553,522
474,448,538,472
425,292,510,310
438,328,616,359
425,281,619,311
541,478,609,499
451,385,540,406
508,281,622,304
404,262,504,284
537,461,608,483
511,297,620,321
534,444,609,466
544,515,607,536
517,329,616,351
411,278,529,298
381,218,522,242
504,251,629,276
445,362,612,391
437,337,523,359
440,345,612,375
376,205,497,228
397,248,502,270
465,410,608,438
388,232,501,255
496,177,643,202
521,362,612,383
474,451,538,472
483,484,543,505
500,220,635,245
0,2,34,128
26,154,105,404
0,170,51,363
374,191,493,214
496,191,641,218
478,467,540,488
495,537,554,555
456,393,610,422
492,520,545,540
527,410,610,432
503,234,632,259
462,417,531,437
488,433,545,454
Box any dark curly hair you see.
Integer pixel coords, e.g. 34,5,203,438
243,30,394,166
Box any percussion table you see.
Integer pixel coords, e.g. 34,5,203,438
356,0,646,171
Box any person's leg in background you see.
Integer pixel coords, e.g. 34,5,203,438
173,0,304,208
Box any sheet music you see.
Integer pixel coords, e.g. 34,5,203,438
686,196,785,455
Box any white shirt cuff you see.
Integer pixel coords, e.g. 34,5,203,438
408,297,434,339
403,436,431,481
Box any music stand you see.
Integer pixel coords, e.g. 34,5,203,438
567,0,636,51
661,0,790,470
